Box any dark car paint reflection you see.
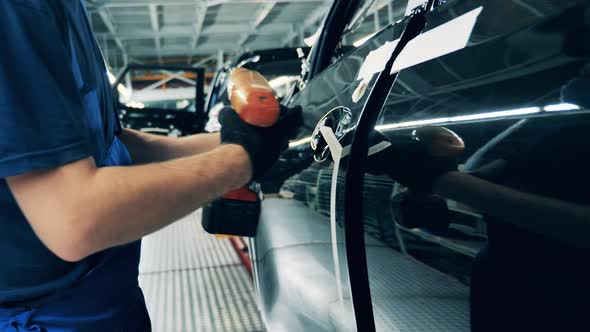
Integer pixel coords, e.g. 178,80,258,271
365,2,590,331
250,0,590,331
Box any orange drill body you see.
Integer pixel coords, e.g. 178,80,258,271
227,68,280,127
201,69,279,237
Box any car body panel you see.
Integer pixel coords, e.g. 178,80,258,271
363,0,590,330
250,0,590,330
252,8,413,331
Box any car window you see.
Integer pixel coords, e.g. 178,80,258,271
360,1,589,330
322,0,416,68
341,0,414,48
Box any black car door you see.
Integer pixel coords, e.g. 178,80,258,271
354,0,590,330
250,1,419,331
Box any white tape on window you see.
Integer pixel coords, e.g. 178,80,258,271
368,140,392,156
319,126,345,306
354,39,400,102
405,0,428,15
319,127,393,307
391,6,483,74
356,39,400,83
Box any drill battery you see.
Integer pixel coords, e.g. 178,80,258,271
201,186,261,237
202,68,277,237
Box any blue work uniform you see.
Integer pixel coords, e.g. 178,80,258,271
0,1,150,330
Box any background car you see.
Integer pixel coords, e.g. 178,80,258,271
112,64,206,136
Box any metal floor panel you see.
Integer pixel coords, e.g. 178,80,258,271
139,210,264,332
366,246,469,331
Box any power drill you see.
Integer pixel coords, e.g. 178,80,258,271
202,68,280,237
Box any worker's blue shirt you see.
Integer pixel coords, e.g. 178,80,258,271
0,2,148,330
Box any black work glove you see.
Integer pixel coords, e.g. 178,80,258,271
366,132,459,192
219,105,303,180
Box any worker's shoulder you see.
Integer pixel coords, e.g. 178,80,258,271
3,0,45,11
1,0,60,16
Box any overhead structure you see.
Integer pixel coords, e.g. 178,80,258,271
84,0,332,70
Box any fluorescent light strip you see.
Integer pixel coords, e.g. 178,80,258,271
108,71,131,99
543,103,580,112
126,101,145,109
289,136,312,147
140,128,168,133
376,117,450,131
117,84,130,99
376,107,542,131
353,32,377,47
448,107,540,122
289,104,581,147
107,71,116,85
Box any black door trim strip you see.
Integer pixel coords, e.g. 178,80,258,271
342,1,435,331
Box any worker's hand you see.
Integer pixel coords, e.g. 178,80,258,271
219,105,302,180
365,132,458,192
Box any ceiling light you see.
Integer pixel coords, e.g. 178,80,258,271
376,117,450,131
126,101,145,109
107,71,116,85
543,103,580,112
449,107,540,122
140,128,169,133
287,105,582,150
107,70,131,100
353,32,377,47
117,84,130,100
289,136,312,147
376,107,541,131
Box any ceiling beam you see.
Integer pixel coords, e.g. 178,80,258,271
282,0,330,47
122,45,241,57
95,25,292,40
89,0,319,10
87,0,328,63
238,1,276,47
141,70,196,92
98,9,126,56
188,2,207,63
192,54,217,67
253,1,276,27
148,4,162,63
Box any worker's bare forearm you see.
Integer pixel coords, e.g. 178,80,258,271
120,128,220,163
8,144,250,261
433,172,590,248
